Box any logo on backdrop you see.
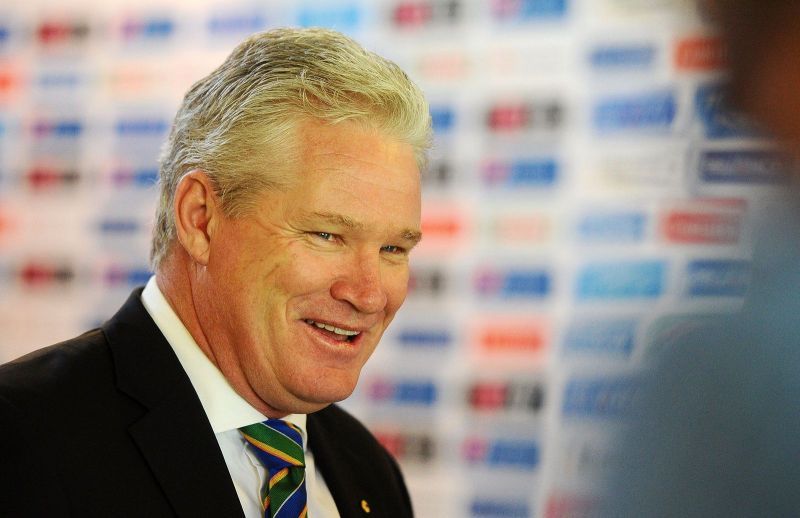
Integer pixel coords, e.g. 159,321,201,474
685,259,751,297
491,0,568,21
392,1,463,28
594,90,676,133
576,261,665,300
297,4,361,30
698,150,792,184
562,376,641,418
577,211,646,243
589,43,656,70
367,377,438,406
467,379,545,414
207,12,268,36
470,498,531,518
474,267,552,299
562,319,637,358
119,17,175,42
374,430,437,462
481,158,559,188
395,327,453,348
462,436,540,470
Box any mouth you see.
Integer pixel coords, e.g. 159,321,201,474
303,319,361,343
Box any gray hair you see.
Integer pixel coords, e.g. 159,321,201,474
151,27,431,268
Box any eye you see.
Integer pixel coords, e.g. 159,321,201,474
381,245,406,255
314,232,335,241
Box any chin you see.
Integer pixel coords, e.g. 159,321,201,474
293,374,360,407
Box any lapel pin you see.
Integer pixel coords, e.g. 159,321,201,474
361,499,371,513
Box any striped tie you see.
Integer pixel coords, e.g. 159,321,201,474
239,420,308,518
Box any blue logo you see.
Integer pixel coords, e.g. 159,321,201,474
122,18,175,40
369,379,438,406
594,91,676,132
686,259,750,297
98,219,140,235
471,499,530,518
104,266,152,287
397,328,453,348
297,4,361,31
36,72,83,90
207,12,267,35
493,0,568,20
486,440,539,469
577,212,645,243
112,167,159,187
476,268,551,299
589,44,656,69
0,25,10,44
483,159,559,188
577,261,665,300
430,105,456,134
695,83,760,138
563,319,636,357
563,377,640,418
115,118,169,137
699,150,791,184
33,120,83,138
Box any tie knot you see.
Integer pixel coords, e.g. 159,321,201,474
239,419,305,470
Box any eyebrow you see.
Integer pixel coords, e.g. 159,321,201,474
308,210,423,246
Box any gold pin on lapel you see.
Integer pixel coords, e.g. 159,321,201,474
361,499,371,513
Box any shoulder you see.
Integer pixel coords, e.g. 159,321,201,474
0,329,111,394
0,329,120,420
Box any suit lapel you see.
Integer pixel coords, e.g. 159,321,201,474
308,407,390,518
104,289,244,518
309,411,364,518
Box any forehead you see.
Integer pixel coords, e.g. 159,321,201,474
277,118,421,226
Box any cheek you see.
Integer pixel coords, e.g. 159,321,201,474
384,268,411,312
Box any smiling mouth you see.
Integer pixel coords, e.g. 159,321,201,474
304,319,361,343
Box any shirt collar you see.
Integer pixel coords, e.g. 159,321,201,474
140,276,308,447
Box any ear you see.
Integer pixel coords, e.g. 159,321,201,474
173,170,220,266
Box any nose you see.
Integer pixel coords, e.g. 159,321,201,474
330,251,388,314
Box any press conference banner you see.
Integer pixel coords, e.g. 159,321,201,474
0,1,788,516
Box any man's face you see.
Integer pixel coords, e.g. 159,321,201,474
198,119,421,416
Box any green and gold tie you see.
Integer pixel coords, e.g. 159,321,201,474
239,420,308,518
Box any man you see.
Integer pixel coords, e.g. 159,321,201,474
0,28,431,517
605,1,800,516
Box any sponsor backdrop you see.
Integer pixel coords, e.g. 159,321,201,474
0,0,792,516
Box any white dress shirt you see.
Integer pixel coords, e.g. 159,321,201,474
141,276,340,517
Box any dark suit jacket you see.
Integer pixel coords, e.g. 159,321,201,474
0,289,412,517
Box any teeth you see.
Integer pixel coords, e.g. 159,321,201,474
305,319,360,336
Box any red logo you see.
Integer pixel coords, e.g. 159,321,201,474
37,20,90,45
0,69,17,96
25,167,80,191
662,211,741,244
468,381,508,410
675,36,727,71
545,494,600,518
393,2,433,27
488,103,530,131
477,320,548,353
18,261,75,287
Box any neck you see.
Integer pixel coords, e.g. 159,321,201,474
155,252,289,418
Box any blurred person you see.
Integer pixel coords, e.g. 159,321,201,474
0,28,430,517
605,1,800,516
